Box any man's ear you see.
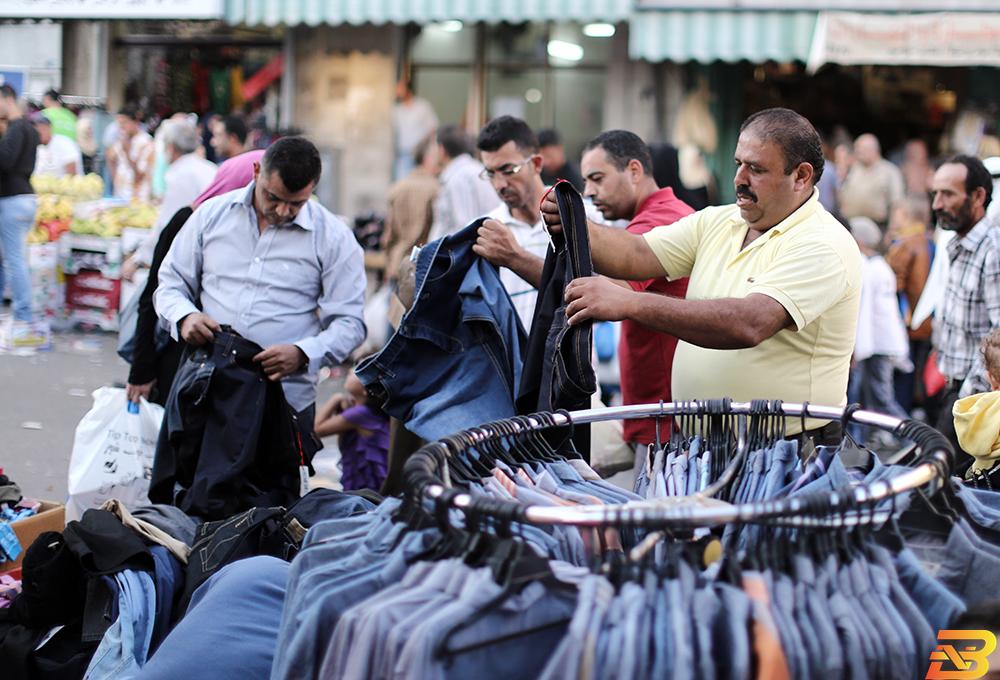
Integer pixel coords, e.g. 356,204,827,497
794,162,814,191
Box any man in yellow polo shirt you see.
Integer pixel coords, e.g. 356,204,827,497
541,108,862,440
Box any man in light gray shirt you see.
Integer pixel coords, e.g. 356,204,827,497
154,136,366,421
427,125,500,242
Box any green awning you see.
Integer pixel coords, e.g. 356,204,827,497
629,10,818,63
225,0,632,26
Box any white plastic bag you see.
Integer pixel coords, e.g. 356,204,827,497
358,284,394,356
66,387,164,522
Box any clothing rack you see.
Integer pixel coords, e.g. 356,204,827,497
403,400,954,530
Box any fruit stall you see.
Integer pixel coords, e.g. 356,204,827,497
6,175,157,350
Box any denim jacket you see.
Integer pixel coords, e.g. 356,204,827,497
357,220,527,441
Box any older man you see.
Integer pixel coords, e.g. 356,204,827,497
128,120,217,276
542,108,862,441
839,133,905,227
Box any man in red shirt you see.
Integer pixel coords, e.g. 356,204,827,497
581,130,693,475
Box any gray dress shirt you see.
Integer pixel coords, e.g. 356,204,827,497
154,182,366,411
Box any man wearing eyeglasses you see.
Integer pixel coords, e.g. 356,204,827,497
473,115,550,331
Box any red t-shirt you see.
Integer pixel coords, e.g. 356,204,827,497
619,188,694,444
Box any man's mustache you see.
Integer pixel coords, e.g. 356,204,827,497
736,185,758,202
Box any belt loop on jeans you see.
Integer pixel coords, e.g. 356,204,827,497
554,182,593,280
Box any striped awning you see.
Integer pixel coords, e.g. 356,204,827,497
224,0,632,26
629,10,818,63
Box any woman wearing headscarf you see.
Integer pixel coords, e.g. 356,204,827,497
125,150,265,405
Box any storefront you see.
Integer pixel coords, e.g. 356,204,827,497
629,5,1000,203
223,0,631,217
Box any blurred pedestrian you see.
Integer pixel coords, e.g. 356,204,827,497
40,89,78,142
125,150,265,405
839,133,905,227
314,370,389,491
126,120,217,279
474,115,549,331
849,216,911,442
901,139,933,195
392,78,438,180
0,84,39,332
31,113,82,177
886,194,934,412
382,132,440,287
538,128,584,191
210,114,248,162
107,105,154,202
426,125,499,241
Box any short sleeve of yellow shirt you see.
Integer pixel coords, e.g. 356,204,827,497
638,207,724,281
744,238,855,331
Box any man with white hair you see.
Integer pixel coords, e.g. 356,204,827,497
125,120,216,279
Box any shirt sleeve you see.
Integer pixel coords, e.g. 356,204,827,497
293,221,367,372
745,237,857,331
153,206,207,340
640,210,704,280
962,247,1000,397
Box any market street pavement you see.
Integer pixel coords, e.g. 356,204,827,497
0,331,345,505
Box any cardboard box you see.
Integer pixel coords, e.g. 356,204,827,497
0,501,65,571
65,271,122,312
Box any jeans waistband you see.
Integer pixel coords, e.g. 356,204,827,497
553,181,593,280
210,329,265,366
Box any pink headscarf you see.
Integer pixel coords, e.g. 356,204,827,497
192,149,266,208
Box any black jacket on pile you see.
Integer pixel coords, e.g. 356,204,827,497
149,329,321,521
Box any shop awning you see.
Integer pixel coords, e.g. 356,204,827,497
807,12,1000,71
224,0,632,26
628,10,817,63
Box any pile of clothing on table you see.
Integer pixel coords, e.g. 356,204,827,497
0,489,378,679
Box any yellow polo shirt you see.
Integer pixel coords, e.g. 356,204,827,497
642,190,862,434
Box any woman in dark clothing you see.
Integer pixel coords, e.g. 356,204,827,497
125,150,265,405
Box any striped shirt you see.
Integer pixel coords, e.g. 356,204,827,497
427,154,500,242
933,216,1000,395
486,201,551,333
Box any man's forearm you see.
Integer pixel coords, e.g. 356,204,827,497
506,251,544,289
587,220,666,281
623,292,791,350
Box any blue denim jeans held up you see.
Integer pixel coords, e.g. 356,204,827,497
357,219,527,441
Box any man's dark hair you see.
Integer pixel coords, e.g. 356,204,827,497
538,128,561,148
0,84,17,100
584,129,654,176
44,89,61,104
222,114,248,145
117,104,141,122
260,136,321,192
437,125,473,160
477,115,538,155
413,131,435,166
740,108,824,185
940,154,993,210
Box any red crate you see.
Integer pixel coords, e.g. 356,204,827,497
65,271,122,311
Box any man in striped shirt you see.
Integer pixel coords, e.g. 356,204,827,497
473,116,550,332
930,155,1000,456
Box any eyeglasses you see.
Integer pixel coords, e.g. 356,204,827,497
479,158,534,181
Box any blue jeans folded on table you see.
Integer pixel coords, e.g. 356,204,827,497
357,220,527,442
